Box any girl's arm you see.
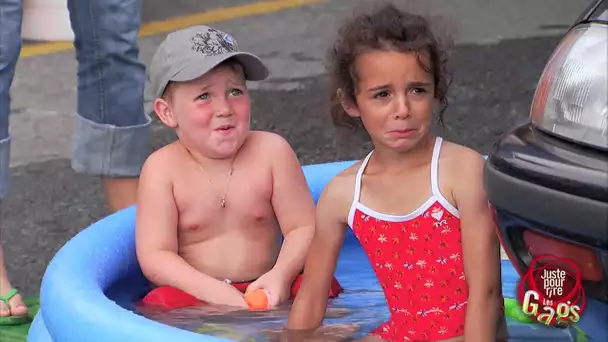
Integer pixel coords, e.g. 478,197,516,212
452,151,502,342
285,175,351,334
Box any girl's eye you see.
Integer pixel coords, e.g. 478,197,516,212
229,88,243,96
411,88,427,94
373,91,390,99
198,93,210,100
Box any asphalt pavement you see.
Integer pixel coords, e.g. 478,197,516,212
2,0,592,297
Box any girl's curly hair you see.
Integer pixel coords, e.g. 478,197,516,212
328,2,452,131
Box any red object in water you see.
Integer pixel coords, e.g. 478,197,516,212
290,274,343,299
140,275,343,310
141,286,204,309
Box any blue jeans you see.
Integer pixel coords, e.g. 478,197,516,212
0,0,151,199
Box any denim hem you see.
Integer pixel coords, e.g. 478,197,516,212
0,136,11,199
71,112,152,178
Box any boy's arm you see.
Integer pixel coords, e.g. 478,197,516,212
135,153,247,307
452,151,502,342
286,176,349,332
267,135,317,283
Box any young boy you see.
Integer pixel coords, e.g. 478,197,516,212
136,25,342,310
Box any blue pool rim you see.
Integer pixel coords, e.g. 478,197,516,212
25,159,606,341
27,160,356,342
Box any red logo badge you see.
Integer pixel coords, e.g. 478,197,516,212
517,255,586,327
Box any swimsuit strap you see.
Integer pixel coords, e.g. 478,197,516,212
430,136,443,199
355,137,442,202
347,151,374,227
348,136,445,227
353,151,374,204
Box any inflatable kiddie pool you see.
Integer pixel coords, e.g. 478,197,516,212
26,160,602,342
27,161,355,342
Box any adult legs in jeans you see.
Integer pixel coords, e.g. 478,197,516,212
67,0,151,212
0,0,150,214
0,0,28,321
0,0,150,210
0,0,150,319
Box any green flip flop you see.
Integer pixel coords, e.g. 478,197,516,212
0,289,32,326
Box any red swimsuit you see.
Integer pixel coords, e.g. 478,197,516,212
348,137,468,341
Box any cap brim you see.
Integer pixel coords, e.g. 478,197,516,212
171,52,269,83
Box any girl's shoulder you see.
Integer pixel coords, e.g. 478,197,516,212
325,159,362,197
439,139,486,169
318,159,365,216
437,139,486,193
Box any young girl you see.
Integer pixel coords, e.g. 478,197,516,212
287,3,507,342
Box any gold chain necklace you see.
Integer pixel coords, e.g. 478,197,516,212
185,147,234,208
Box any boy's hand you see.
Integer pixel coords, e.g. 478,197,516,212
246,269,291,308
197,282,249,309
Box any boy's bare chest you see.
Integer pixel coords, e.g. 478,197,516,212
173,167,275,233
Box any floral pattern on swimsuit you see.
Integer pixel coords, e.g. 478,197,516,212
347,137,471,341
351,204,468,341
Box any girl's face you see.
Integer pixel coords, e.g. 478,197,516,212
343,50,436,153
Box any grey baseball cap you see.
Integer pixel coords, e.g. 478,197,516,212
144,25,269,115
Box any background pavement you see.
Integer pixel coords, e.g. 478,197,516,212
2,0,592,296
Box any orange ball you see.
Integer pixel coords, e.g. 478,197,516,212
244,289,270,310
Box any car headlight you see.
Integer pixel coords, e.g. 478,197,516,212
530,23,607,150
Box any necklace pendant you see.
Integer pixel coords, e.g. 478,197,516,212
221,198,226,208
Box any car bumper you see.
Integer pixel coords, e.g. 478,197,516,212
485,123,607,246
484,122,608,302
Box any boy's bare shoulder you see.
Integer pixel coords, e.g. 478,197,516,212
141,142,183,180
247,131,294,154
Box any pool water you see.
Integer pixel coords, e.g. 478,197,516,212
127,235,581,341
